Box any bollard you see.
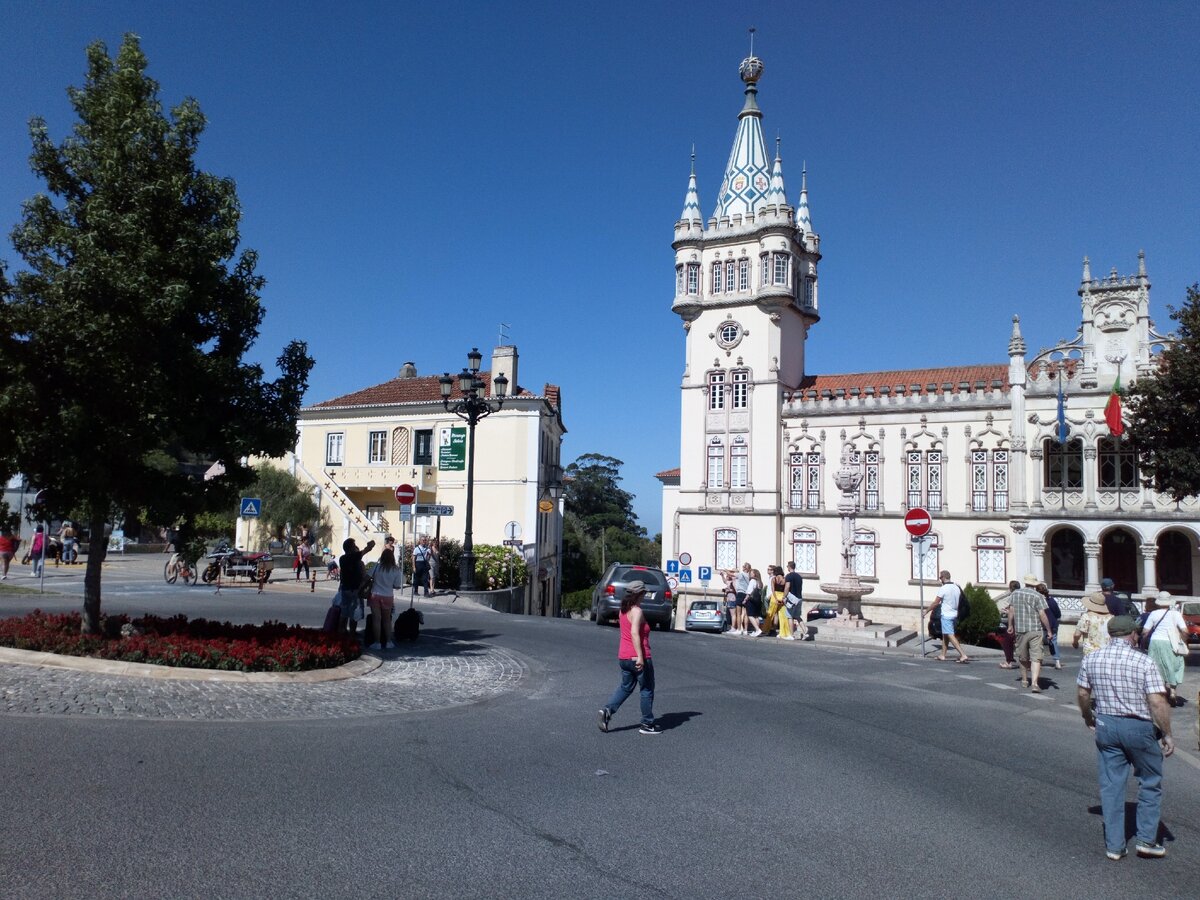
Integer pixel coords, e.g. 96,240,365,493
310,571,316,593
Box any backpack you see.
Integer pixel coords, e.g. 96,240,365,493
956,585,970,622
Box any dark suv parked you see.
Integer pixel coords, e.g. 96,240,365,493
591,564,674,630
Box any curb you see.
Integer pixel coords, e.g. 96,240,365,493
0,646,383,683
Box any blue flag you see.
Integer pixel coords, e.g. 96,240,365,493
1056,374,1069,443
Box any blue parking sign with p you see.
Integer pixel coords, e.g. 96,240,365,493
698,566,712,582
666,559,680,574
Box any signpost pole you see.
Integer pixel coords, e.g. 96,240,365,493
917,536,927,649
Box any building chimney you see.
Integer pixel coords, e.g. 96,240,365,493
398,361,417,379
491,346,517,397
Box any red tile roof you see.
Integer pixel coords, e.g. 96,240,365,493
655,468,680,481
789,364,1010,400
311,373,561,410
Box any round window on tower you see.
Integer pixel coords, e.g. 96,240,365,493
716,322,743,350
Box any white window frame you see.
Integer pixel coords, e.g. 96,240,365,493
707,441,725,489
686,263,699,295
792,527,818,576
804,277,815,305
911,533,939,581
854,529,876,578
711,261,723,294
975,533,1007,584
730,440,748,489
738,258,750,291
365,505,385,528
790,452,822,510
325,432,345,466
676,266,684,295
773,253,789,286
708,371,726,411
368,430,388,464
715,528,738,571
725,262,736,293
731,368,749,409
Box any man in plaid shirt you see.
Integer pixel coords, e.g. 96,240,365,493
1077,615,1175,861
1008,574,1053,692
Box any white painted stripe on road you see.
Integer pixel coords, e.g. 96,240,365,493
900,662,922,667
989,683,1018,691
954,674,981,680
1061,704,1077,710
1022,692,1051,700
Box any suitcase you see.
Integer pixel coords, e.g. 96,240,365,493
322,604,341,633
395,607,420,641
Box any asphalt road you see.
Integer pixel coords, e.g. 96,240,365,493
1,557,1198,898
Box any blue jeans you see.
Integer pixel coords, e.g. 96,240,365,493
605,659,655,725
1095,714,1163,852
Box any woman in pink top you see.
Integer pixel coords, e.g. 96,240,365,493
597,580,661,735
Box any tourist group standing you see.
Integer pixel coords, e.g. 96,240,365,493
720,561,805,639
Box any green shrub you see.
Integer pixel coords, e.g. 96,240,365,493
958,583,1001,646
562,588,592,614
473,544,528,588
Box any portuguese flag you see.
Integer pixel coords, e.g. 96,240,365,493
1105,373,1124,437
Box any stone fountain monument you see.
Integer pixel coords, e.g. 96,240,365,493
818,446,875,622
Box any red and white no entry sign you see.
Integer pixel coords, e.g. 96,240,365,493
395,483,417,505
904,507,932,537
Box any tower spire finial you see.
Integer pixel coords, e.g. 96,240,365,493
749,25,756,57
1082,255,1092,283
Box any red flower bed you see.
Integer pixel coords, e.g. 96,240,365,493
0,611,361,672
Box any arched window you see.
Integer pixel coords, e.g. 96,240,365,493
792,528,818,575
708,371,726,411
854,529,876,578
1157,531,1194,595
1049,529,1085,592
975,533,1006,584
715,528,738,571
1101,528,1139,594
1044,438,1083,490
1097,437,1138,490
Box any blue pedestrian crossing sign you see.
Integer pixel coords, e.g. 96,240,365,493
698,566,712,583
666,559,680,574
239,497,262,517
679,569,692,583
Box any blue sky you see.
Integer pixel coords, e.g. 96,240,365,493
2,1,1197,536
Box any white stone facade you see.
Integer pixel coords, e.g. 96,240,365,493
660,56,1195,628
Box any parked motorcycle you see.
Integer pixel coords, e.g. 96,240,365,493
201,542,274,584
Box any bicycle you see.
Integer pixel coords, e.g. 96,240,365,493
164,552,199,585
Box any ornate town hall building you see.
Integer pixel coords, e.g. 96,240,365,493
658,54,1192,623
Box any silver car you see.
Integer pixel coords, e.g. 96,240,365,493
684,599,724,633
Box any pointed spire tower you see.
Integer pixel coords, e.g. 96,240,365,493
677,147,703,228
670,44,825,524
795,163,813,234
713,53,772,221
765,137,789,212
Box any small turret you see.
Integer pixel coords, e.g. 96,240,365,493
796,163,813,234
678,149,703,227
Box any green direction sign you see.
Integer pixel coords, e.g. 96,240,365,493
439,426,466,471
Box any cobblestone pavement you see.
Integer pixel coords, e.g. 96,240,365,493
0,636,528,721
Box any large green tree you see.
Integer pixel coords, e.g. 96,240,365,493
1126,283,1200,499
561,453,657,590
0,35,312,631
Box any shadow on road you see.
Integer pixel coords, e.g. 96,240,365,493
1087,803,1176,851
657,710,703,731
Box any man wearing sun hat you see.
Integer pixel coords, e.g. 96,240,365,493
1077,615,1174,860
1009,574,1053,692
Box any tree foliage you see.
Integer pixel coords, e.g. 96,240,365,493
560,454,658,591
1126,283,1200,499
0,36,313,631
250,465,324,548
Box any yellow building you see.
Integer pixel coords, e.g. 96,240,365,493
265,346,566,616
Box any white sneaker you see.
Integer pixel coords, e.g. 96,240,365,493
784,635,796,641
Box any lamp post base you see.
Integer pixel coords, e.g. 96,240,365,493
459,551,477,592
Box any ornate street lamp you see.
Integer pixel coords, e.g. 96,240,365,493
439,348,507,590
